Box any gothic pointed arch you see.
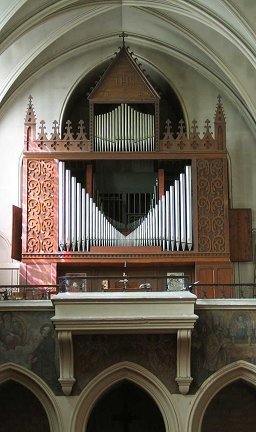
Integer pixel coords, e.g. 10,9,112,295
72,361,181,432
0,363,63,432
188,360,256,432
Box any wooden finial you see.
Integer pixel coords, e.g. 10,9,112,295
119,31,128,47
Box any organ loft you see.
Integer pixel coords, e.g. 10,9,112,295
17,37,249,298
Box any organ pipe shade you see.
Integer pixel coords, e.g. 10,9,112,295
58,162,193,251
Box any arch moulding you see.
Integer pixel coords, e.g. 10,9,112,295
72,361,181,432
188,360,256,432
0,362,63,432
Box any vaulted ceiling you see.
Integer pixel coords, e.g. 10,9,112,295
1,0,256,128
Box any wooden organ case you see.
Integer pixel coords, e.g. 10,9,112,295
21,45,233,297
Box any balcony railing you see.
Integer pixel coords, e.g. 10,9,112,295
190,283,256,299
0,285,58,300
0,280,256,300
58,275,190,293
0,275,190,300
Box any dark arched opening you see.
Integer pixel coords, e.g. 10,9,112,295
86,379,166,432
0,380,50,432
202,380,256,432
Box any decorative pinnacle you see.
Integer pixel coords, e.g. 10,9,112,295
28,94,33,106
25,94,36,124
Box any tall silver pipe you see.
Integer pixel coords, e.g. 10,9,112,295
149,209,153,246
155,203,159,246
186,166,193,251
152,115,155,151
127,104,130,151
100,114,103,152
65,169,71,251
151,207,156,246
85,193,90,251
71,176,77,251
118,105,122,151
58,161,65,251
81,188,86,251
158,200,162,247
169,186,175,251
174,180,180,250
103,113,107,152
124,103,127,151
106,113,109,151
92,201,96,245
76,182,82,251
89,197,93,247
161,195,166,250
121,104,123,151
110,111,114,150
180,173,186,251
165,190,170,251
136,112,140,151
95,206,99,246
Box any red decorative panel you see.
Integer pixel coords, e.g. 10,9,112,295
197,159,226,253
27,160,56,253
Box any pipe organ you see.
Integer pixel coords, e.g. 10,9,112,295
58,162,192,252
94,103,155,152
21,44,233,294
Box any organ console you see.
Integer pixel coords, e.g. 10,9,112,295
20,41,233,296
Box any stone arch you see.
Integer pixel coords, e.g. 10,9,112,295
0,362,63,432
188,360,256,432
72,361,180,432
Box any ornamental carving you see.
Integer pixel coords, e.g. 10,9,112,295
197,159,225,253
27,160,56,253
24,97,225,154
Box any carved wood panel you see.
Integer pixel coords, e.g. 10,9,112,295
197,159,227,253
27,160,57,253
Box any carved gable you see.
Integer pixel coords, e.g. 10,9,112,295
88,48,160,103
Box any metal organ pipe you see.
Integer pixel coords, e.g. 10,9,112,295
76,182,82,252
71,177,77,251
81,188,86,251
169,186,175,251
58,162,193,252
94,103,155,152
165,191,170,251
174,180,180,250
58,161,65,251
180,173,186,251
65,169,71,251
185,166,193,251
